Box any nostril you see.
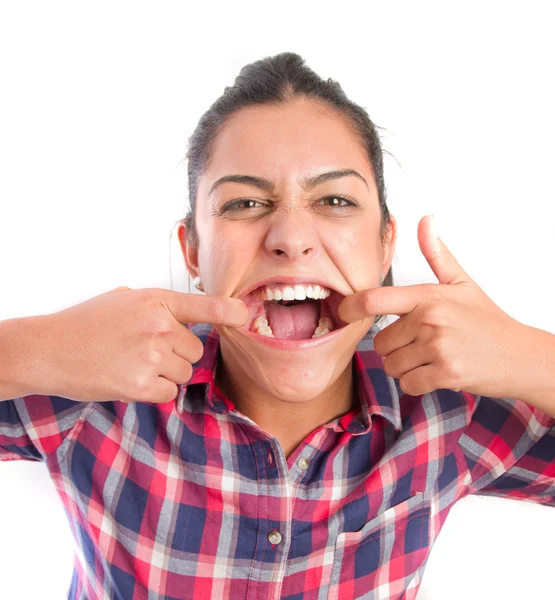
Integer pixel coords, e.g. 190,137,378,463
271,247,313,257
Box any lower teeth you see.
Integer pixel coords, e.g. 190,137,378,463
312,327,330,338
251,316,333,339
312,317,332,338
253,316,274,338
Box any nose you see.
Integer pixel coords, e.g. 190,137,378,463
264,207,319,261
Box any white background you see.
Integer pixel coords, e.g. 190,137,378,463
1,1,554,598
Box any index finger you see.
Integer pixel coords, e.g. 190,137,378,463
338,285,431,323
161,291,249,327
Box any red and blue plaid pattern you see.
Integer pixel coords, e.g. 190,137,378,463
2,322,554,599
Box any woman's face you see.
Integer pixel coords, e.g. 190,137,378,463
180,97,396,403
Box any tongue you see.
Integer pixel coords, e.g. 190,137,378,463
266,300,320,340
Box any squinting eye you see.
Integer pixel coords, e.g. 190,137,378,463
222,199,267,211
318,196,355,207
241,200,264,208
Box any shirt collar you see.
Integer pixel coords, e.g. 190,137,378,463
178,322,402,434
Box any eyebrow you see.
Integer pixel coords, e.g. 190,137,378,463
207,169,369,197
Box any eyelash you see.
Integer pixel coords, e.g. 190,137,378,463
221,195,358,213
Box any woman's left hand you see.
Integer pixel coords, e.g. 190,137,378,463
338,215,532,398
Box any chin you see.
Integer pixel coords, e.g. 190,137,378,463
255,362,345,404
218,322,363,403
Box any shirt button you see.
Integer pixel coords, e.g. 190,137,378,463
268,530,282,545
297,457,310,471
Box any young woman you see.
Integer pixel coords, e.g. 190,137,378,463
1,52,554,600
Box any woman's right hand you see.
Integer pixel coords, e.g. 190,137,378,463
29,286,248,404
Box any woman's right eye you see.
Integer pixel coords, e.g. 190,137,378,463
221,199,268,212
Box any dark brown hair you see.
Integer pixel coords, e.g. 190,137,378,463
182,52,394,323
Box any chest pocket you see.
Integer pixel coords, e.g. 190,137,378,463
327,491,433,600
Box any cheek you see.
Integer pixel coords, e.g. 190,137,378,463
320,220,383,289
197,222,263,293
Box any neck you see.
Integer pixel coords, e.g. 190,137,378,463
216,344,356,459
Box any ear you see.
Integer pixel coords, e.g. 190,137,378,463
178,221,199,279
381,213,397,276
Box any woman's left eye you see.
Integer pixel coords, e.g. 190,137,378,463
317,196,356,208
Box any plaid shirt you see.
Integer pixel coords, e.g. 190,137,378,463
1,322,555,600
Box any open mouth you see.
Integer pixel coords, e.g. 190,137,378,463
240,283,347,341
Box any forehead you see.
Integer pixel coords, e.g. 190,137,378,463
199,97,375,193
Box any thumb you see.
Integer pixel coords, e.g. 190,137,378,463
418,215,471,285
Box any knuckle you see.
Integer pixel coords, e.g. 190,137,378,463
155,318,175,338
138,343,163,369
146,347,164,366
429,336,448,358
361,292,379,316
421,303,439,326
422,299,450,328
129,373,151,398
444,357,463,382
143,317,174,340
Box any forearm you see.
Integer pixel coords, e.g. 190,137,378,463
0,315,50,401
513,324,555,419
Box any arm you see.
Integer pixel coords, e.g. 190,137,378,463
0,315,51,401
458,392,555,506
507,324,555,419
0,286,246,404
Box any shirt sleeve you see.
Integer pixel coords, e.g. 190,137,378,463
458,393,555,507
0,395,89,462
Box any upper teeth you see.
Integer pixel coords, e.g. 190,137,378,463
257,284,331,301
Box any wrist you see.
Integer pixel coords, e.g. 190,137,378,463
510,323,555,418
0,314,54,399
